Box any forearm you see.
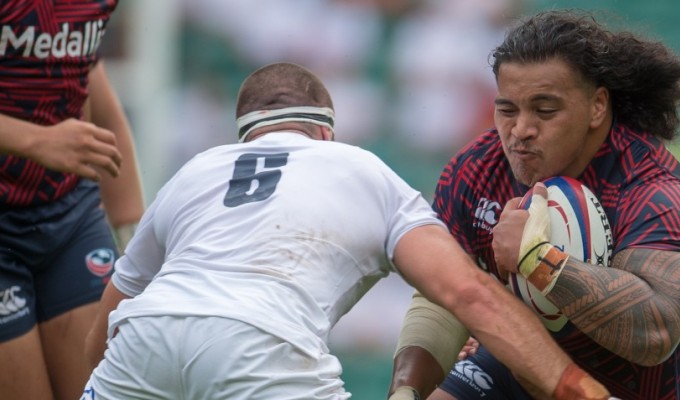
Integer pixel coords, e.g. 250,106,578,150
0,113,47,157
443,277,572,393
88,62,145,227
394,226,607,398
97,128,144,226
547,248,680,365
444,279,612,399
410,273,605,399
390,347,444,399
0,102,123,180
85,280,131,368
98,142,144,226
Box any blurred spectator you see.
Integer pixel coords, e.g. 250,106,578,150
387,0,521,152
178,0,387,146
164,75,236,182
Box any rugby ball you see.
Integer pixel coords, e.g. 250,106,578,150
507,176,613,332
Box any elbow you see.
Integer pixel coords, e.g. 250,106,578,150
646,340,679,367
628,327,679,367
642,307,680,366
634,352,674,367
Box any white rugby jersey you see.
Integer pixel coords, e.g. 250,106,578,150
109,132,443,356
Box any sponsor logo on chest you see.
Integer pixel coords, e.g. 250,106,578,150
0,20,106,58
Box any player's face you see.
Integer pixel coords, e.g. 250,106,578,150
494,59,601,186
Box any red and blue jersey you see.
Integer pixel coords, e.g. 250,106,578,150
0,0,117,206
433,121,680,399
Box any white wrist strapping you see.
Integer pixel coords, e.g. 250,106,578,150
518,188,568,295
388,386,420,400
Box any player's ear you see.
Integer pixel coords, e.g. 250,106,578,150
589,86,609,129
320,126,335,141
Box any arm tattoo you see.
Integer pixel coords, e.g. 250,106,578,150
546,248,680,366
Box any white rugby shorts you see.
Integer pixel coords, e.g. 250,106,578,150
82,315,350,399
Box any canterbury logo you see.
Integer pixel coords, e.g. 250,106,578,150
0,285,27,316
0,21,106,58
452,360,493,392
473,197,501,231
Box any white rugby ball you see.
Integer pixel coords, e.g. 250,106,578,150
507,176,613,332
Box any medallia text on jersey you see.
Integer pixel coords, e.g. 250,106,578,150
0,20,106,58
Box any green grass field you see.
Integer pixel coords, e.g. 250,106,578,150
336,350,394,400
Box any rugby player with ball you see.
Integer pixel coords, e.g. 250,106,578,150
389,9,680,400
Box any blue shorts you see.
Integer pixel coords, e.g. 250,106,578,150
439,345,532,399
0,180,118,342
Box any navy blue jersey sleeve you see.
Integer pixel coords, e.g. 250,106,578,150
614,178,680,252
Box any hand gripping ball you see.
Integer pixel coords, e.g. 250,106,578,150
507,176,613,332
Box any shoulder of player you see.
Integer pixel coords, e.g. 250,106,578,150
450,130,503,166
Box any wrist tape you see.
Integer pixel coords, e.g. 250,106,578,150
518,242,569,295
553,363,610,400
388,386,420,400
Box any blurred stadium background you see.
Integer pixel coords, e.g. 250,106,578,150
101,1,680,398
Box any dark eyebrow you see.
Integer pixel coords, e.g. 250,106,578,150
530,94,562,103
494,98,514,106
494,94,563,106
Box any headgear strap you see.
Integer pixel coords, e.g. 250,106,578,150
236,106,335,142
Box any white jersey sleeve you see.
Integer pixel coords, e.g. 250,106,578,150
378,162,446,264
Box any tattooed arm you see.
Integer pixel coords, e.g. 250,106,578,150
546,248,680,366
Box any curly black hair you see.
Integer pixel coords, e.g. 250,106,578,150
491,9,680,140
